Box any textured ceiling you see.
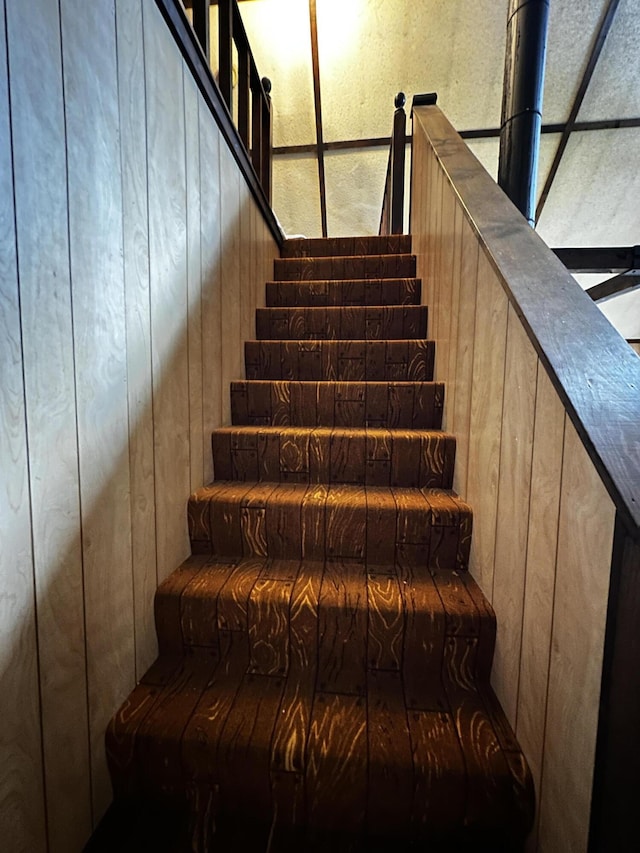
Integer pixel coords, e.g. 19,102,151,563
233,0,639,338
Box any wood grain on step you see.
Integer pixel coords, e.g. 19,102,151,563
271,560,321,774
154,555,212,652
305,692,367,833
442,636,512,829
317,558,367,696
134,650,219,794
398,560,448,712
367,570,404,671
367,669,414,837
181,631,249,782
217,673,285,821
408,708,466,834
179,560,238,648
216,557,265,632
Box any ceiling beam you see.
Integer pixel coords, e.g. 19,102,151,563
587,273,640,303
535,0,621,221
552,246,639,273
308,0,328,238
272,117,640,157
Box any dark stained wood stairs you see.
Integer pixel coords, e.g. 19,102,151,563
103,234,534,851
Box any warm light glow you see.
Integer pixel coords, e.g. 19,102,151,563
316,0,365,65
243,0,313,66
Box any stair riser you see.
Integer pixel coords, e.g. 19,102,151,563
255,306,427,341
231,381,444,429
212,429,455,488
281,234,411,258
188,485,471,570
265,278,421,307
245,339,434,382
274,254,416,281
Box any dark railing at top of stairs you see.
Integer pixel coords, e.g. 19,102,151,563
156,0,279,242
379,93,407,236
379,92,438,236
189,0,272,203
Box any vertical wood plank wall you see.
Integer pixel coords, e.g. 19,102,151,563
0,0,278,849
411,109,617,853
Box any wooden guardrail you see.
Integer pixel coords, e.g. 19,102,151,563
379,93,407,235
157,0,279,239
410,100,640,852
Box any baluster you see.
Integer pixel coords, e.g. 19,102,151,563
218,0,233,109
261,77,272,203
192,0,211,63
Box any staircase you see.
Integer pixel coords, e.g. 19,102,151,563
105,234,534,851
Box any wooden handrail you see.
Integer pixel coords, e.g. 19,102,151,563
379,93,407,235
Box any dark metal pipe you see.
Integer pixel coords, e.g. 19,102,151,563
498,0,549,226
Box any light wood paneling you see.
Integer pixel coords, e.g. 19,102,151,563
517,365,565,851
450,218,479,499
116,0,158,682
538,421,615,853
443,202,464,433
239,178,254,345
145,3,191,585
0,6,47,847
61,0,134,820
219,142,243,424
199,104,223,483
7,0,91,846
434,172,456,388
466,253,508,596
185,73,204,494
491,308,538,721
3,0,278,843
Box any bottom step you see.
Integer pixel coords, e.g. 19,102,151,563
106,557,534,851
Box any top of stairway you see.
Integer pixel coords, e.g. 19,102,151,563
281,234,411,258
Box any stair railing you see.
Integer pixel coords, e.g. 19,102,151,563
410,97,640,852
379,92,407,235
159,0,274,206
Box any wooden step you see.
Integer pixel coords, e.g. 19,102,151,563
265,277,421,307
255,305,428,341
244,339,434,381
153,555,492,657
274,253,416,281
281,234,411,257
187,482,472,570
108,556,532,848
211,426,455,488
230,381,444,429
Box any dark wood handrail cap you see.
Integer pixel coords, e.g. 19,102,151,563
412,92,438,109
395,92,406,109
